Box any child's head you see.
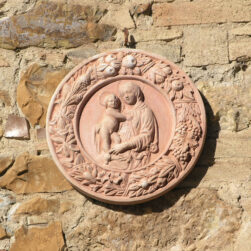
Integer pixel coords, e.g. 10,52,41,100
99,92,120,109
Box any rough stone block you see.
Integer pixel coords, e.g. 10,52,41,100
244,66,251,86
201,158,251,184
182,153,251,190
0,152,72,194
38,51,65,68
58,201,72,214
100,8,135,29
154,0,174,2
230,23,251,36
181,128,251,189
10,222,65,251
0,125,3,138
183,26,228,66
198,130,251,166
153,0,251,26
68,188,241,251
240,198,251,216
17,64,70,127
131,28,182,42
197,82,251,132
36,128,46,140
0,155,13,174
15,196,60,216
229,38,251,61
214,131,251,159
67,45,98,65
4,115,29,139
0,56,9,67
235,221,251,251
0,225,7,240
136,41,181,62
26,215,49,226
0,1,116,50
0,89,11,106
35,142,49,152
133,2,152,16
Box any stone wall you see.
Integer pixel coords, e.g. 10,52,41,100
0,0,250,250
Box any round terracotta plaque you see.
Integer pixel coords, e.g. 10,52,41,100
46,49,206,205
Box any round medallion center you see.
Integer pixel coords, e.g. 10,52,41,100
74,76,175,172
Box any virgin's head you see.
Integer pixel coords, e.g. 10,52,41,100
118,82,144,105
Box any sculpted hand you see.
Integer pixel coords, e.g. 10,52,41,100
126,114,133,121
109,143,126,154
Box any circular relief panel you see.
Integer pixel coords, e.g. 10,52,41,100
46,49,206,205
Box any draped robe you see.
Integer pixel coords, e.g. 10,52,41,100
117,100,158,169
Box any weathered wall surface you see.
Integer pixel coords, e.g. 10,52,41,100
0,0,250,250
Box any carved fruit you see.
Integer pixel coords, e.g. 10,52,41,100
83,171,93,181
171,80,184,91
140,178,148,189
105,54,116,63
122,55,137,69
104,66,116,76
157,177,166,187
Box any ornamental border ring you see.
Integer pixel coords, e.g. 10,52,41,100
73,75,176,173
46,48,206,205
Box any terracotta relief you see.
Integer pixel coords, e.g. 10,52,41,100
93,82,158,169
46,49,206,205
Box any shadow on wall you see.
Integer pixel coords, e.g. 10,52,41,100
83,93,220,214
123,28,136,48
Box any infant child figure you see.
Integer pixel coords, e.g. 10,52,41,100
94,92,128,164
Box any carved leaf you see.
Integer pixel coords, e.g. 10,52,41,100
63,144,70,157
136,55,152,67
128,191,137,198
51,136,64,144
148,175,158,183
56,146,63,154
127,173,143,184
106,190,118,196
183,86,194,99
62,161,74,169
74,154,84,165
61,157,73,163
97,63,108,72
146,63,172,84
101,176,109,184
66,134,75,143
68,144,79,152
72,70,91,94
148,186,157,194
159,163,176,178
156,177,167,187
48,125,57,133
136,188,144,197
91,185,102,192
58,128,68,137
116,191,124,196
149,167,160,176
58,117,66,129
176,91,183,99
67,94,83,106
128,183,141,192
73,176,83,182
82,180,92,185
92,168,97,178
